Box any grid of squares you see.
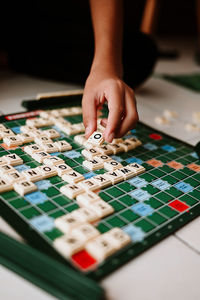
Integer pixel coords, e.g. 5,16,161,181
0,112,200,266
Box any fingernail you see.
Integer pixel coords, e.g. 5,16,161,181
106,132,114,143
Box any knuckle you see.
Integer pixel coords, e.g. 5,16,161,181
116,79,124,90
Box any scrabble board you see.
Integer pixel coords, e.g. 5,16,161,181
0,100,200,281
161,73,200,92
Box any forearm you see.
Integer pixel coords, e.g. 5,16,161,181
89,0,123,76
83,0,137,142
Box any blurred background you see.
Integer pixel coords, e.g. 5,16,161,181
0,0,199,75
0,0,199,91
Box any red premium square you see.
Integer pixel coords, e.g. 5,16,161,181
169,200,189,212
149,133,162,140
72,250,97,271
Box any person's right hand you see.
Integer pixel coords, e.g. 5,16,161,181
82,68,139,143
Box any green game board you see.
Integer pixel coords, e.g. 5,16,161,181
0,99,200,282
161,73,200,92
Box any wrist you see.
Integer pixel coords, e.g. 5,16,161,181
90,56,123,78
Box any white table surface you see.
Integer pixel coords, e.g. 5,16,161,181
1,38,200,300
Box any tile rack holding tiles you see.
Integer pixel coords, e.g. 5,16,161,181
0,104,199,281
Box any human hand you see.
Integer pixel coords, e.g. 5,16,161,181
82,69,138,143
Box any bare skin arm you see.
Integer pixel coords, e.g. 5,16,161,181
82,0,138,143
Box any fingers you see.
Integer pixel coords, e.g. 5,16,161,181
82,79,138,142
82,91,98,138
115,88,138,137
103,84,125,143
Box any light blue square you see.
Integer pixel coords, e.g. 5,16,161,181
11,126,21,134
152,179,170,190
128,177,147,188
162,145,176,152
35,180,52,190
123,224,145,242
143,143,158,151
174,182,193,193
130,189,150,201
84,172,96,179
130,129,136,134
15,164,30,172
126,157,143,165
30,215,54,232
111,155,123,162
190,152,198,159
131,202,154,217
63,150,81,159
25,191,48,204
50,152,60,156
